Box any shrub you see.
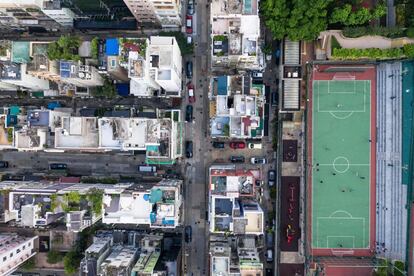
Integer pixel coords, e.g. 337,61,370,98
393,260,405,276
7,128,13,143
63,250,81,275
407,28,414,38
332,47,406,60
342,26,406,38
403,43,414,58
47,250,64,264
91,37,99,59
331,36,341,53
20,257,35,270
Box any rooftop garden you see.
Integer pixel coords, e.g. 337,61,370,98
119,38,147,63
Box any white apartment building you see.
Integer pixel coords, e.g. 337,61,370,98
0,233,38,276
0,0,76,28
123,0,181,28
129,36,182,97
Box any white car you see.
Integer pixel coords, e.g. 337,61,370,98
248,142,262,149
251,157,266,164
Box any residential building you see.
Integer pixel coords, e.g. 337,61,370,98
0,233,38,276
81,231,181,276
80,234,114,276
0,0,76,30
59,60,104,89
128,36,182,97
99,245,139,276
209,236,263,276
102,179,183,228
41,0,76,27
209,75,265,139
0,180,118,232
208,165,264,235
210,0,263,70
123,0,181,28
54,109,182,162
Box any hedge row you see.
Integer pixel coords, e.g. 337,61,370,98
342,26,414,38
332,44,414,60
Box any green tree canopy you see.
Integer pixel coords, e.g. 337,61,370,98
47,35,81,61
63,250,81,275
263,0,387,41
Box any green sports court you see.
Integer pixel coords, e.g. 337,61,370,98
311,79,372,250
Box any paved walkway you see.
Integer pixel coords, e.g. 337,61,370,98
323,30,414,52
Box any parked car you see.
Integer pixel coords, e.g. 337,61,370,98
184,226,192,243
229,141,245,149
187,0,194,14
185,105,193,122
186,15,193,34
230,156,245,163
186,141,193,158
186,61,193,78
49,163,67,170
271,91,278,107
266,232,274,248
248,142,262,149
252,71,263,79
0,161,8,168
266,249,273,262
251,157,266,164
212,142,225,149
268,169,276,186
187,83,195,103
266,269,274,276
187,35,193,45
138,165,157,173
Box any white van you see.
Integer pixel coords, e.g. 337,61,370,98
248,142,262,149
266,249,273,262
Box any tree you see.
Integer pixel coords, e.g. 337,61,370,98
329,4,352,24
63,250,81,275
47,35,81,61
262,0,332,41
91,78,117,98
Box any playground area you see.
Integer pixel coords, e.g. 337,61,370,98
308,65,376,256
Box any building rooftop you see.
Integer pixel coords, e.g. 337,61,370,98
55,117,99,149
0,61,21,80
0,233,35,255
11,41,30,63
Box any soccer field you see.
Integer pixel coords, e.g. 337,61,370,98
311,80,371,249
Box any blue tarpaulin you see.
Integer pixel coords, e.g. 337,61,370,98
106,38,119,56
116,83,129,96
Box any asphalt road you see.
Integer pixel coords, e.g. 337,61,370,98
181,0,211,274
0,151,147,176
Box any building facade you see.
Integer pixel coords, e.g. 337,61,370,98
123,0,181,28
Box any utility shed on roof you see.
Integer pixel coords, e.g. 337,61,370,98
283,39,300,65
106,38,119,56
282,79,300,111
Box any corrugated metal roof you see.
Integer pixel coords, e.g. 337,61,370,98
284,40,300,65
282,79,300,110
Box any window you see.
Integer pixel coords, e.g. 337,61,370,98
3,256,6,261
9,253,13,258
22,245,25,250
16,249,20,254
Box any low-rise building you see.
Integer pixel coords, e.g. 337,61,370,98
0,233,38,276
208,166,264,235
209,75,265,139
0,181,119,232
210,0,263,71
102,179,183,229
99,245,139,276
128,36,182,97
80,235,113,276
210,236,263,276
